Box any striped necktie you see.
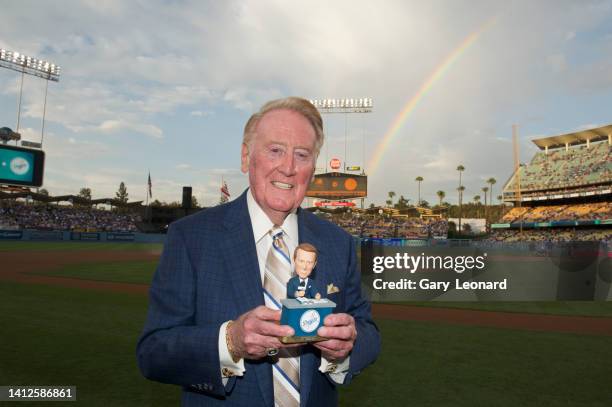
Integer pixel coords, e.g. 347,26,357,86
264,228,300,407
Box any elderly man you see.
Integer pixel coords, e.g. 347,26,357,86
137,97,380,407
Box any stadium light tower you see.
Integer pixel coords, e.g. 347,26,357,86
0,48,61,146
310,97,373,208
309,97,373,172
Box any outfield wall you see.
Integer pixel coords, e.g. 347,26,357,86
0,229,167,243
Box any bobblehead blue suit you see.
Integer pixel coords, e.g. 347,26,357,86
137,189,380,406
286,275,321,299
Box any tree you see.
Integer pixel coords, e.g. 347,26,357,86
116,182,129,204
482,186,489,221
395,195,410,210
457,165,465,232
385,199,392,207
457,185,465,229
473,195,481,217
369,203,376,209
191,195,200,208
415,176,423,206
387,191,396,207
420,200,430,208
497,194,503,203
39,188,49,196
436,190,445,207
487,177,496,213
78,187,92,201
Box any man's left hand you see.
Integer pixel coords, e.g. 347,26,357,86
314,313,357,360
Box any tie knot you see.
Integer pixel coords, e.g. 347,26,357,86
270,228,284,240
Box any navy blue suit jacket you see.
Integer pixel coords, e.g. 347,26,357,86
286,276,321,299
137,190,380,406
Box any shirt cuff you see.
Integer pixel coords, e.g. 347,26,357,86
319,355,350,384
218,321,245,384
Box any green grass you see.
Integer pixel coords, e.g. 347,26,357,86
28,260,158,285
2,279,611,406
340,318,612,407
0,241,163,252
0,281,179,407
382,301,612,317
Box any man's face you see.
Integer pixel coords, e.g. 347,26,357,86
241,109,316,225
294,249,317,279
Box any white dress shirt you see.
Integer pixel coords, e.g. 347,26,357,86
218,189,349,385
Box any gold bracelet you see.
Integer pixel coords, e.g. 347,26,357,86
226,320,240,363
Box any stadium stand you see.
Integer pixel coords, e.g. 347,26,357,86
315,211,448,239
0,201,140,232
493,125,611,243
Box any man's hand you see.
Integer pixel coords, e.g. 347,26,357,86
314,313,357,361
228,306,295,360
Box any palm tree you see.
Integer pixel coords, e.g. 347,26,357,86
487,177,496,213
415,176,424,206
482,186,489,222
457,185,465,232
436,190,445,207
473,195,481,218
457,165,465,233
387,191,396,208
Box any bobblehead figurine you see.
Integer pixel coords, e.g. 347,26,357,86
281,243,336,343
286,243,321,300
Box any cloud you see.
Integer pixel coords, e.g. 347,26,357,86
1,1,612,205
96,119,163,138
190,110,213,117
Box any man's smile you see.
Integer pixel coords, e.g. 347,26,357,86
271,181,294,190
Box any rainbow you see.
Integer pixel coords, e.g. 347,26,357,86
367,17,497,174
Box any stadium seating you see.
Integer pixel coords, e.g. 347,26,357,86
316,211,448,239
0,202,140,232
502,202,612,223
507,141,610,192
488,228,611,243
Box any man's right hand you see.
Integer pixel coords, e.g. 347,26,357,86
227,306,295,360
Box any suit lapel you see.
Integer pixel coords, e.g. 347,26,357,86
221,191,264,314
221,190,272,406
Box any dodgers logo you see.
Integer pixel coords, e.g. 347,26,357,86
299,309,320,333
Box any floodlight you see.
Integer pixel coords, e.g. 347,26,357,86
0,48,61,81
309,97,373,113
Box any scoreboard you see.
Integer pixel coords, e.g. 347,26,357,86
306,172,367,199
0,144,45,187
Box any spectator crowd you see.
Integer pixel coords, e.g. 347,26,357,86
0,202,140,232
487,228,611,244
315,211,448,239
502,202,612,223
507,141,611,192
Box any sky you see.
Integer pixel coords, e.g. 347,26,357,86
1,0,612,207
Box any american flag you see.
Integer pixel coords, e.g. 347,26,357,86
220,180,230,203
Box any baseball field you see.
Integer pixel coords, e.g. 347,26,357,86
1,241,611,406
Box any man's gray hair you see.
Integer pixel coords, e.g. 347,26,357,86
243,97,324,158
